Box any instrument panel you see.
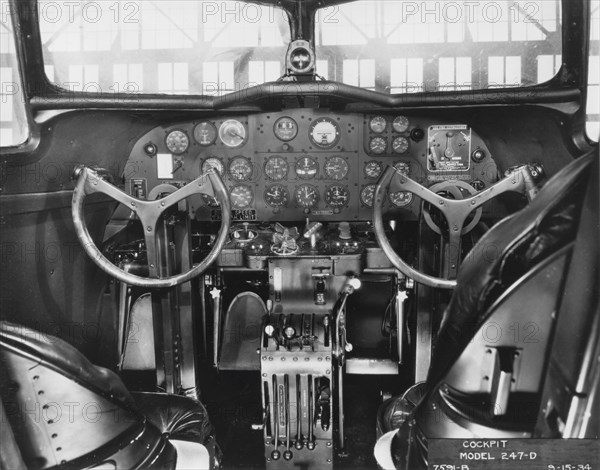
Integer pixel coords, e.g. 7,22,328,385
126,110,498,222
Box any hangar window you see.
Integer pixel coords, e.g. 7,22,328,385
316,0,562,93
587,0,600,142
0,0,29,147
39,0,290,95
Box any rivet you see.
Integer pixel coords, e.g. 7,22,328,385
326,369,330,374
281,357,286,361
293,357,298,361
146,226,152,232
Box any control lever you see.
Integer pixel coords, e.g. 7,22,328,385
295,375,303,450
283,374,293,461
271,375,281,461
264,324,280,350
303,220,323,249
210,287,222,368
315,378,331,431
307,376,315,450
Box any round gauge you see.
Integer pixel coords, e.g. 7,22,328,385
364,161,384,179
392,136,409,154
264,156,289,181
394,161,410,175
369,136,387,155
295,156,318,179
389,191,413,207
165,130,189,154
202,157,224,175
228,156,253,182
360,184,377,207
324,156,349,180
309,117,341,149
264,184,289,208
295,184,319,208
193,122,217,146
219,119,246,148
274,117,298,142
393,116,410,133
230,184,253,209
325,185,349,208
369,116,387,134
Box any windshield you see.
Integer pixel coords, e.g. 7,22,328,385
39,0,290,95
315,0,562,92
39,0,562,96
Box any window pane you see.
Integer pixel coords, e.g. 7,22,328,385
39,1,290,95
587,1,600,142
0,0,29,147
316,0,562,93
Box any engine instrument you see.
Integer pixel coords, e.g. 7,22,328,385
193,122,217,146
369,136,387,155
364,161,383,179
229,156,253,181
264,185,289,208
165,130,189,154
325,185,350,208
202,157,224,175
393,115,410,133
369,116,387,134
360,184,376,207
392,136,409,154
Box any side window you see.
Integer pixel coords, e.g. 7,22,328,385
587,0,600,142
0,0,30,147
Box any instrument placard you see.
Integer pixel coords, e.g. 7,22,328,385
428,439,599,470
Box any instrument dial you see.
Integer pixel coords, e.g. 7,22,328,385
165,130,189,154
193,122,217,146
219,120,246,148
295,184,319,208
392,136,409,154
264,185,289,208
389,191,413,207
369,136,387,155
295,156,318,179
393,115,410,133
228,156,253,181
360,184,377,207
364,161,384,179
264,156,289,181
202,157,224,175
309,117,341,149
325,185,349,208
369,116,387,134
230,184,253,209
324,156,349,180
394,161,410,175
273,117,298,142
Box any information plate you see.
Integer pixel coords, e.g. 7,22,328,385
428,439,600,470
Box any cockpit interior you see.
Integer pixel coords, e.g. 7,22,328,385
0,0,598,469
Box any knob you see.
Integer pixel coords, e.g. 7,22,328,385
264,324,276,337
283,450,293,460
283,326,296,340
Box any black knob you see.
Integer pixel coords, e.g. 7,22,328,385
295,440,304,450
307,441,316,450
471,148,486,163
410,128,424,142
271,450,281,460
283,450,293,460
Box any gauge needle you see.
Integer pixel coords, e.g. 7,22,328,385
228,129,244,140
